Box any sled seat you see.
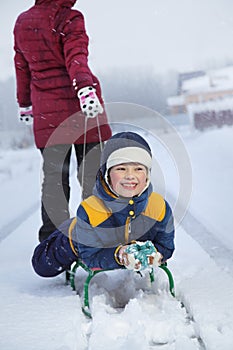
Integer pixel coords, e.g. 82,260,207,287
66,260,175,318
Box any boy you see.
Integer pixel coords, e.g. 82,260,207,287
32,132,175,276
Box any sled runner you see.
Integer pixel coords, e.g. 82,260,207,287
66,260,175,318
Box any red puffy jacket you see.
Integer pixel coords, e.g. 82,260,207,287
14,0,111,148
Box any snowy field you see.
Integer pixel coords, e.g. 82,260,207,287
0,126,233,350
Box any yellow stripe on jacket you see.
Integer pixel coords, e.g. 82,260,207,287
68,217,78,256
81,195,112,227
142,192,166,222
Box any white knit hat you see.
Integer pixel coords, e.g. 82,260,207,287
106,146,152,171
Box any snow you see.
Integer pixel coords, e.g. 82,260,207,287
182,75,210,94
181,66,233,94
167,95,185,107
180,128,233,248
1,126,233,349
0,148,41,240
187,96,233,118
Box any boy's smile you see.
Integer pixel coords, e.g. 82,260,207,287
109,162,148,197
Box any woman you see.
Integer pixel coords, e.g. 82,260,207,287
13,0,112,242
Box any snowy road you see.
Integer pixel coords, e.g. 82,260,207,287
0,147,41,241
1,207,232,350
0,212,207,350
181,208,233,272
1,127,233,349
0,202,39,242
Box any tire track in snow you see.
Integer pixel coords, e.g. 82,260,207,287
181,209,233,272
166,192,233,272
0,201,39,243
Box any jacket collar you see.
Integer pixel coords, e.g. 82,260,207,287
35,0,76,7
93,171,153,216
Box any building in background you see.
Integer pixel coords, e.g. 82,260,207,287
167,66,233,130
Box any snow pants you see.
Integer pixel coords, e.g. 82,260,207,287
38,143,101,242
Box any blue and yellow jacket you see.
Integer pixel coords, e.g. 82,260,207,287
32,175,175,277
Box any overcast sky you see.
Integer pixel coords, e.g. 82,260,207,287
1,0,233,81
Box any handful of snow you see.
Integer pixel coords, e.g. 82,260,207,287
124,241,161,271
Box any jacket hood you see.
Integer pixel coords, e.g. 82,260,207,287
35,0,77,7
98,131,152,196
93,133,154,214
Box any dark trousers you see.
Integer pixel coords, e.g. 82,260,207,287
38,143,101,242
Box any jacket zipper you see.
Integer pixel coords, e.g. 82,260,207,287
125,217,131,243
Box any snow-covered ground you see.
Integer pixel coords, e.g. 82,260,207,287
0,126,233,350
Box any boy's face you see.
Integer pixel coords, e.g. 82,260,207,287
109,162,148,198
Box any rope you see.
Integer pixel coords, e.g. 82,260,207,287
81,116,88,195
81,115,103,197
96,115,104,152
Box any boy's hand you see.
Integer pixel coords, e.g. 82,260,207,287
77,86,103,118
119,246,142,271
118,241,163,271
147,251,163,267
